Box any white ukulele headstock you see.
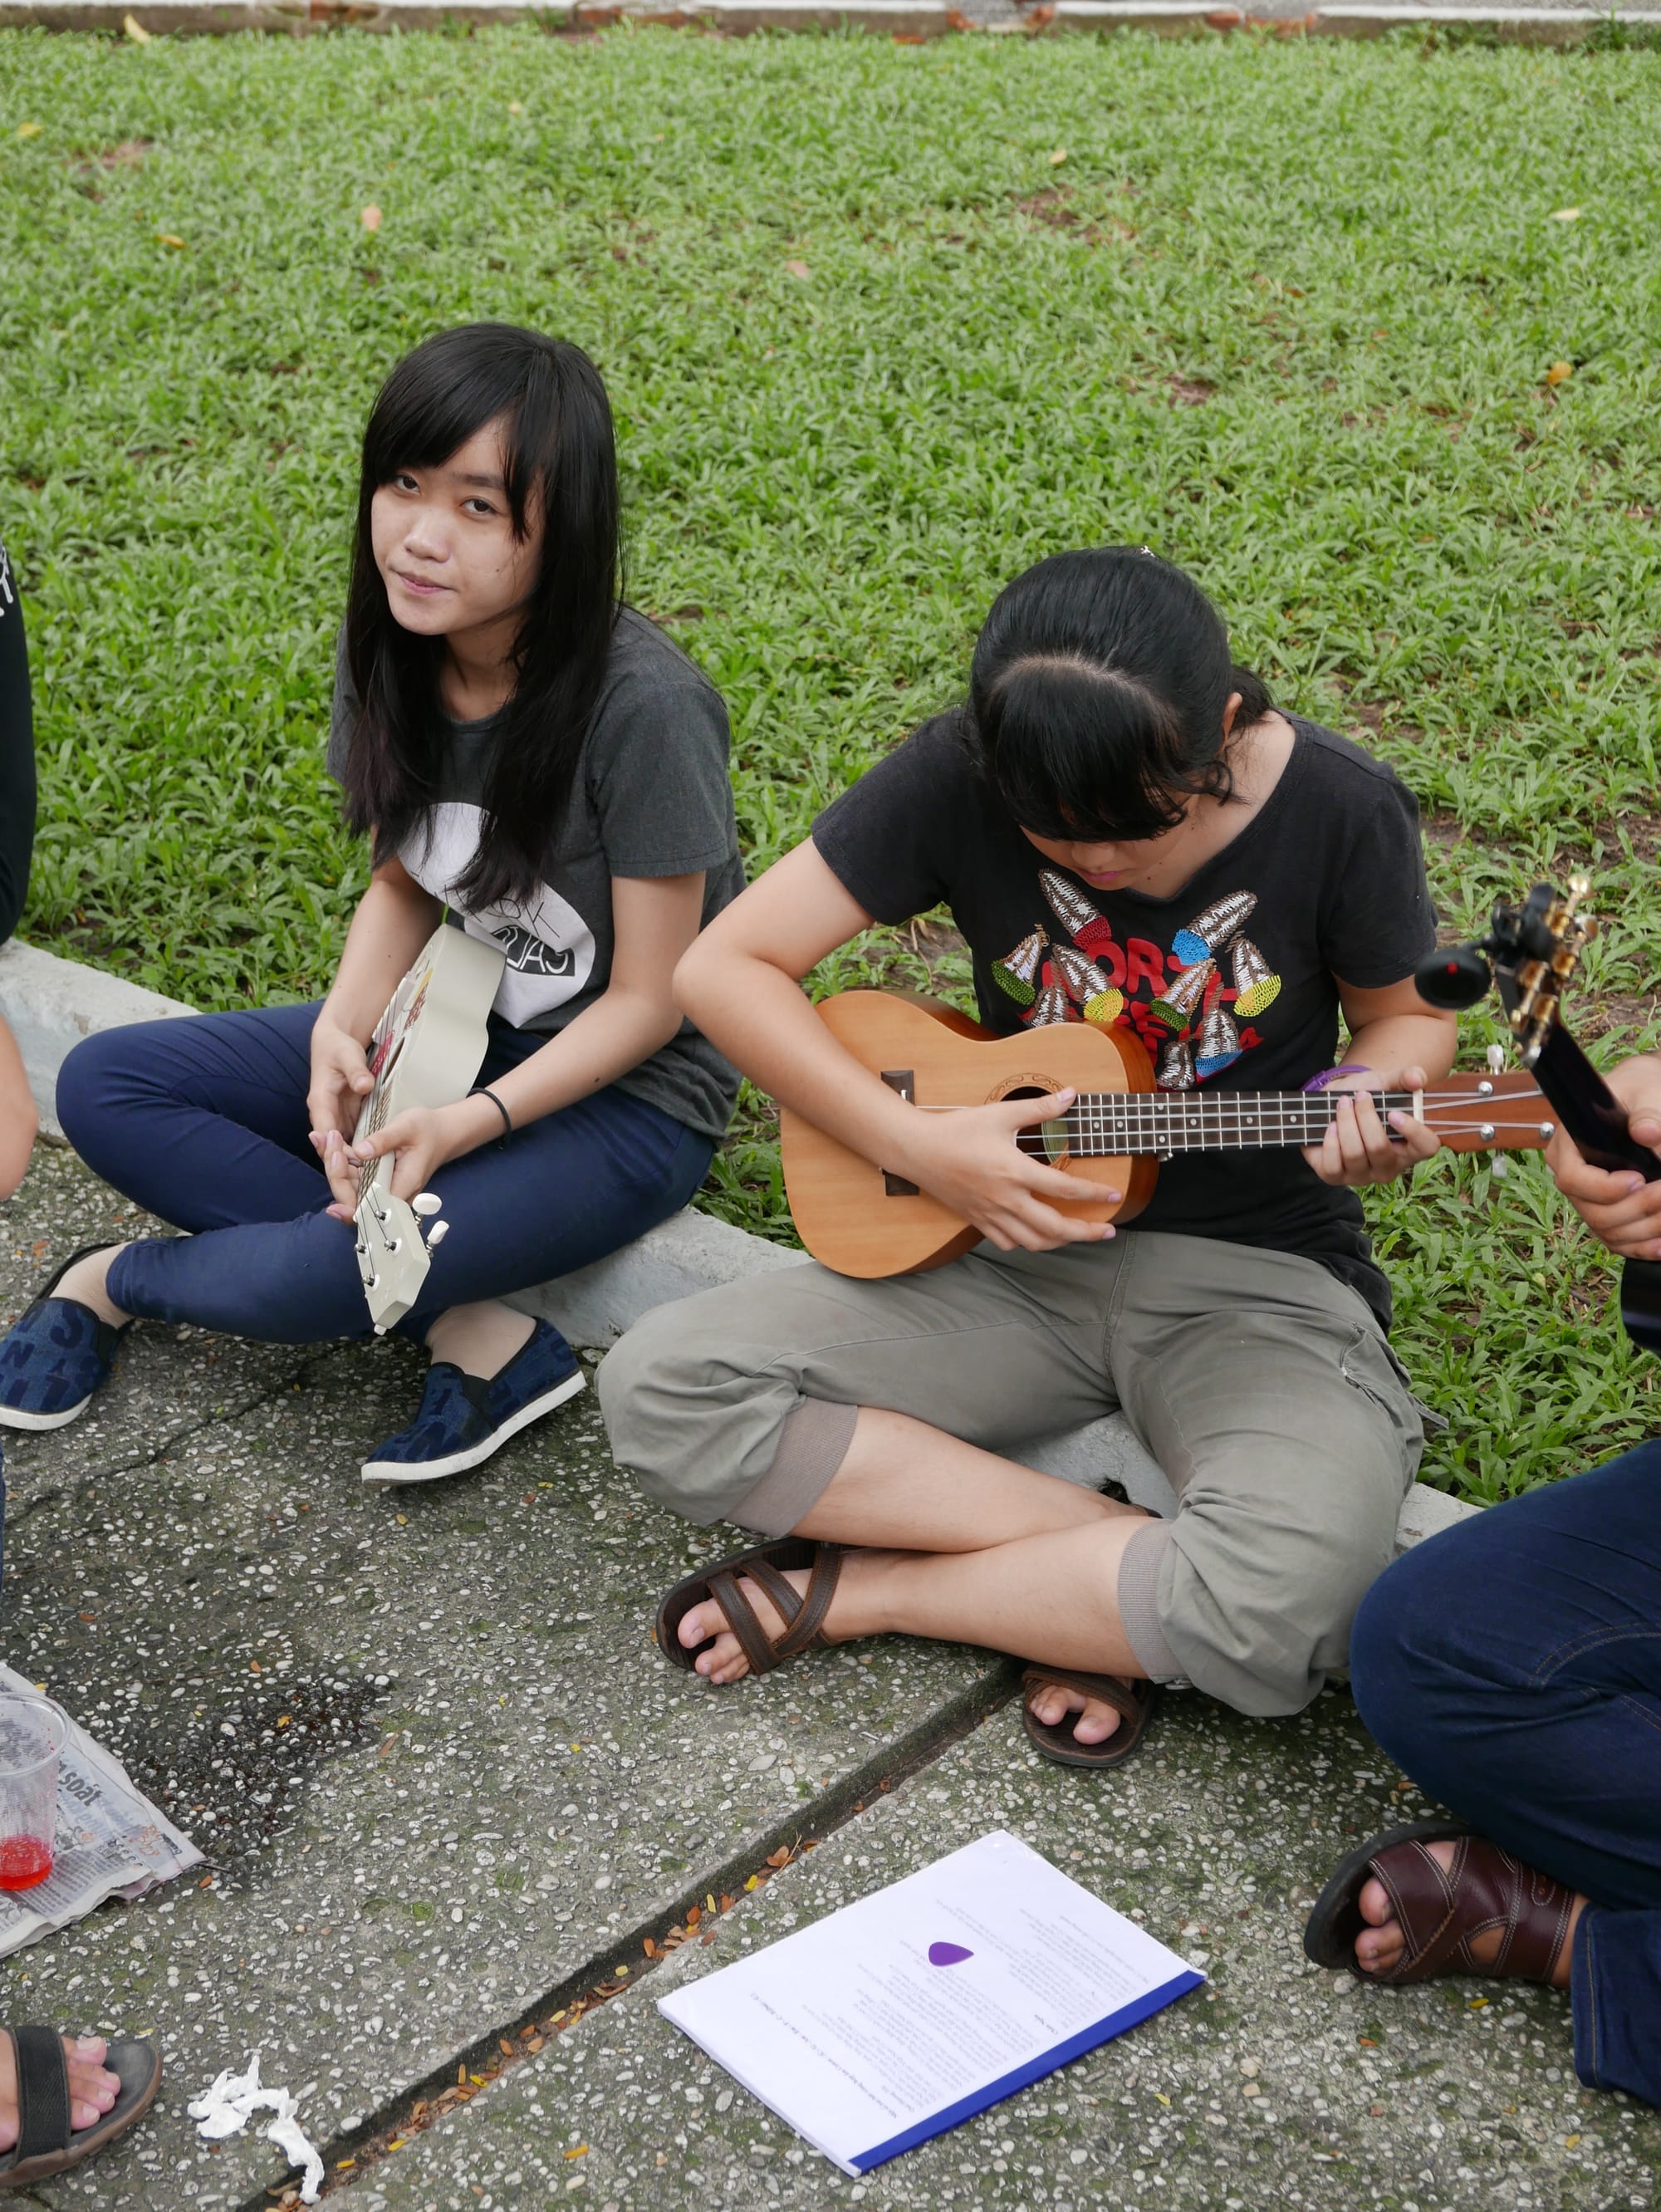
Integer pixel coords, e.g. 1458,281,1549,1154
355,1177,452,1335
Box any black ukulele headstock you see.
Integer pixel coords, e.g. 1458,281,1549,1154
1415,875,1661,1355
1414,875,1596,1067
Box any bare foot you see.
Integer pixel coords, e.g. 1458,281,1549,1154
677,1556,887,1683
1025,1679,1124,1748
54,1248,131,1329
1355,1839,1584,1987
0,2034,121,2148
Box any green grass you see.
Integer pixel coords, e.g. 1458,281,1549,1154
2,23,1660,1498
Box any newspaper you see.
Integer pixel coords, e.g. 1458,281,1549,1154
0,1665,203,1958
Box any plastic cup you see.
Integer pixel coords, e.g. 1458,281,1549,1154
0,1695,65,1891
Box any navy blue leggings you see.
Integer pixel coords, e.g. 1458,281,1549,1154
56,1002,713,1346
1350,1443,1661,2106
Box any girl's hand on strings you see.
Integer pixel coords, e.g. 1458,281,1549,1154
306,1019,375,1151
899,1087,1121,1252
1303,1066,1442,1189
321,1101,485,1221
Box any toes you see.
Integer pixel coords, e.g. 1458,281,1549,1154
1027,1688,1068,1726
70,2096,101,2133
0,2113,16,2152
1357,1873,1392,1927
1071,1699,1124,1746
679,1602,715,1650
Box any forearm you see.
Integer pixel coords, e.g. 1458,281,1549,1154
1341,1012,1458,1083
678,949,926,1176
464,987,689,1140
321,871,441,1038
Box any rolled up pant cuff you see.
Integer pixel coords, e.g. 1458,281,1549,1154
731,1397,858,1537
1117,1516,1182,1682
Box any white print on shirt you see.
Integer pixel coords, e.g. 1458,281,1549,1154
399,801,596,1029
0,548,14,613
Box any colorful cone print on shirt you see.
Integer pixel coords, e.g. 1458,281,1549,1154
1171,890,1257,967
1196,1002,1242,1078
1031,978,1071,1028
1083,987,1124,1028
1159,1037,1197,1090
1231,935,1281,1019
993,929,1046,1008
1051,941,1111,1010
1040,868,1119,961
1150,958,1215,1032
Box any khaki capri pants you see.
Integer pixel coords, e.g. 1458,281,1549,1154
598,1230,1427,1718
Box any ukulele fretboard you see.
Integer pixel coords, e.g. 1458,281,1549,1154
1016,1088,1422,1158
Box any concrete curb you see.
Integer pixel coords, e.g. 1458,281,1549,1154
0,935,1476,1549
0,0,1648,32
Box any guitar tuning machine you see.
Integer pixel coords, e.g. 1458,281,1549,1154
1487,1044,1507,1075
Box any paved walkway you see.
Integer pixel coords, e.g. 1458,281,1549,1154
1,1146,1654,2210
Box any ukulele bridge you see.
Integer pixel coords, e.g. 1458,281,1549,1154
879,1070,920,1197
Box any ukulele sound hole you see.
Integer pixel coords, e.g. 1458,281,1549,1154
1003,1085,1071,1165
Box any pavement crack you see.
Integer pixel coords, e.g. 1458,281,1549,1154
242,1655,1022,2208
3,1341,356,1532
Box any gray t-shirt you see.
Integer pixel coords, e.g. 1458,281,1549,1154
327,605,743,1142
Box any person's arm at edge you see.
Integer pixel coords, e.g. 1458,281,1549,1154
1546,1050,1661,1260
0,1015,37,1199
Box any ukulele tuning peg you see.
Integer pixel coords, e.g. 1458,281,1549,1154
424,1218,450,1250
1487,1044,1507,1075
1492,1156,1509,1180
412,1192,443,1218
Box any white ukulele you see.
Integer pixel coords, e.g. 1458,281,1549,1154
352,925,507,1332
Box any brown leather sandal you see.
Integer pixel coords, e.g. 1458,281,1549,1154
1302,1819,1577,1985
655,1538,846,1679
1020,1666,1162,1770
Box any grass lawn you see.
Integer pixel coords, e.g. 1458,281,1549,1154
2,22,1659,1498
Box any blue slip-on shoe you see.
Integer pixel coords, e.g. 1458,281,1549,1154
360,1319,586,1488
0,1245,131,1433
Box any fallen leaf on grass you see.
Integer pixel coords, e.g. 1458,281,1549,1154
1550,207,1582,222
783,260,810,279
1049,147,1067,166
361,204,383,233
156,233,185,249
17,122,41,139
1545,361,1574,386
508,99,524,113
122,12,151,37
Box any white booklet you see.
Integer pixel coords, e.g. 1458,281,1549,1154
658,1829,1203,2175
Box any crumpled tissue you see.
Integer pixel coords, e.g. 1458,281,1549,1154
188,2052,326,2205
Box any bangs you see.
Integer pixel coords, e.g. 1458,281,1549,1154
361,326,559,542
978,659,1196,844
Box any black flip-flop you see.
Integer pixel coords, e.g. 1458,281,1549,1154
1021,1665,1162,1770
1302,1819,1470,1974
0,2027,160,2190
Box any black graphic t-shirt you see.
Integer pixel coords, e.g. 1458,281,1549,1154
329,606,744,1143
812,712,1438,1329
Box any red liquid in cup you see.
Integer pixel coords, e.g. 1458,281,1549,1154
0,1837,53,1891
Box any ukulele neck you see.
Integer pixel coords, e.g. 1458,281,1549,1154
1052,1087,1418,1157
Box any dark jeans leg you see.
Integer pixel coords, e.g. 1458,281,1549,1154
57,1006,713,1346
1350,1442,1661,2105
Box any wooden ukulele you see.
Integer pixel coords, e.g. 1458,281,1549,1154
1415,876,1661,1353
779,989,1559,1279
352,924,506,1332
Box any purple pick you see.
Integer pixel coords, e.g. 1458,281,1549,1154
928,1941,973,1967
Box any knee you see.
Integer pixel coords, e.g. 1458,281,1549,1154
1157,1497,1397,1718
55,1026,142,1160
596,1302,713,1510
1348,1531,1488,1765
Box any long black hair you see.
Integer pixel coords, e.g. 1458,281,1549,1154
340,323,621,910
964,547,1275,844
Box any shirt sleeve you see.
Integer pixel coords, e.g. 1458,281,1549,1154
0,547,37,945
587,669,738,879
811,720,962,925
1317,763,1438,988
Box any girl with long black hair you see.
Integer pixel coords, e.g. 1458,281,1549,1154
0,325,742,1484
601,546,1453,1767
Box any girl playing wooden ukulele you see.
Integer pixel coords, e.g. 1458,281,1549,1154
0,326,742,1485
602,546,1455,1767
